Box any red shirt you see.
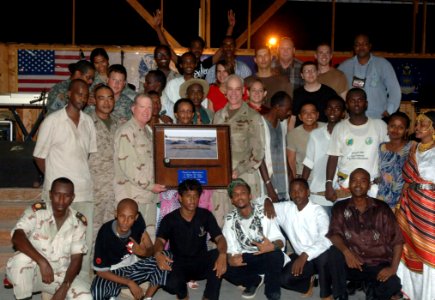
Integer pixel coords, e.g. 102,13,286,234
207,84,249,112
207,84,227,112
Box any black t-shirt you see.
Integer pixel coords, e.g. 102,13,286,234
93,213,146,271
157,208,221,260
176,55,213,79
195,56,214,79
293,84,338,126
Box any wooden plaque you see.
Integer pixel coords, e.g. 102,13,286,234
153,124,232,188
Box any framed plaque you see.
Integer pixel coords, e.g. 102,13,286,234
153,124,232,188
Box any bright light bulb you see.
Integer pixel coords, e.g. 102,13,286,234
268,37,277,47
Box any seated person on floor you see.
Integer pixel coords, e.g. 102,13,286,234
223,178,288,300
326,168,404,300
272,178,333,299
154,179,227,300
6,177,92,300
91,198,170,300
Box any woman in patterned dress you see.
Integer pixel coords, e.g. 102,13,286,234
376,111,415,211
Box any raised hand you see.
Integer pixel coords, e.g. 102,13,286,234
153,10,162,29
228,9,236,28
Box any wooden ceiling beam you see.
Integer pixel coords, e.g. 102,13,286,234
125,0,182,48
236,0,287,49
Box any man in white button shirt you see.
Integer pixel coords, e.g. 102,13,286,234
33,78,97,280
273,178,333,299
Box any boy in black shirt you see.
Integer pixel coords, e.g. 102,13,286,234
155,179,227,300
91,198,169,300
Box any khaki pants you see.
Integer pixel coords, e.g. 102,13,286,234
71,201,94,282
7,253,92,300
138,202,157,242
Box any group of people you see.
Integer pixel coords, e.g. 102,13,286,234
4,11,434,300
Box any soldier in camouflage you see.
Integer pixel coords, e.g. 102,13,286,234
6,178,92,300
88,84,120,246
46,60,95,114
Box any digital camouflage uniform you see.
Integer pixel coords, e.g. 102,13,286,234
114,118,158,240
212,102,265,227
91,73,107,87
46,79,71,114
6,202,91,300
88,111,120,245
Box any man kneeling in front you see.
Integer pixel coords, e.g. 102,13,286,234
223,178,288,300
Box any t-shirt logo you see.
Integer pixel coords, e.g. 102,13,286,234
198,226,206,237
126,241,134,254
96,257,102,265
346,138,354,146
365,137,373,145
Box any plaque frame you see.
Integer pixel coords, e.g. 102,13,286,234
153,124,232,188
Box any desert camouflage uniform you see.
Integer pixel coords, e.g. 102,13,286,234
212,102,265,227
46,79,71,114
6,202,91,300
88,111,120,244
114,118,158,239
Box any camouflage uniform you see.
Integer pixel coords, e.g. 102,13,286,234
46,79,71,114
84,88,136,124
114,118,158,239
212,102,265,227
88,111,120,244
91,73,107,87
6,202,92,300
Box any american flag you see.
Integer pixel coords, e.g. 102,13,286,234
18,49,88,92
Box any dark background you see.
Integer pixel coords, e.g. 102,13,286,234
1,0,434,53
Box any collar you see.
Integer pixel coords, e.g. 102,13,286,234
347,196,376,211
112,220,131,239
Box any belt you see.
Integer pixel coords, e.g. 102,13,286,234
409,182,435,191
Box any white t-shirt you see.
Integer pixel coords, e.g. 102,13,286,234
161,76,185,120
33,108,97,202
303,126,333,206
327,118,387,189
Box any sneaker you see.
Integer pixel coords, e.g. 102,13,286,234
241,274,264,299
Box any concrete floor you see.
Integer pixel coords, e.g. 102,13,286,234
0,272,367,300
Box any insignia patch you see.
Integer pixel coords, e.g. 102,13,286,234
32,202,46,212
75,212,87,226
95,258,102,265
126,241,134,254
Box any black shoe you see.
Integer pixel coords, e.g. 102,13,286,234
363,281,376,300
346,280,363,295
241,275,264,299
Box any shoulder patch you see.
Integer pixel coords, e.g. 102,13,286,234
32,202,46,212
75,212,87,226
